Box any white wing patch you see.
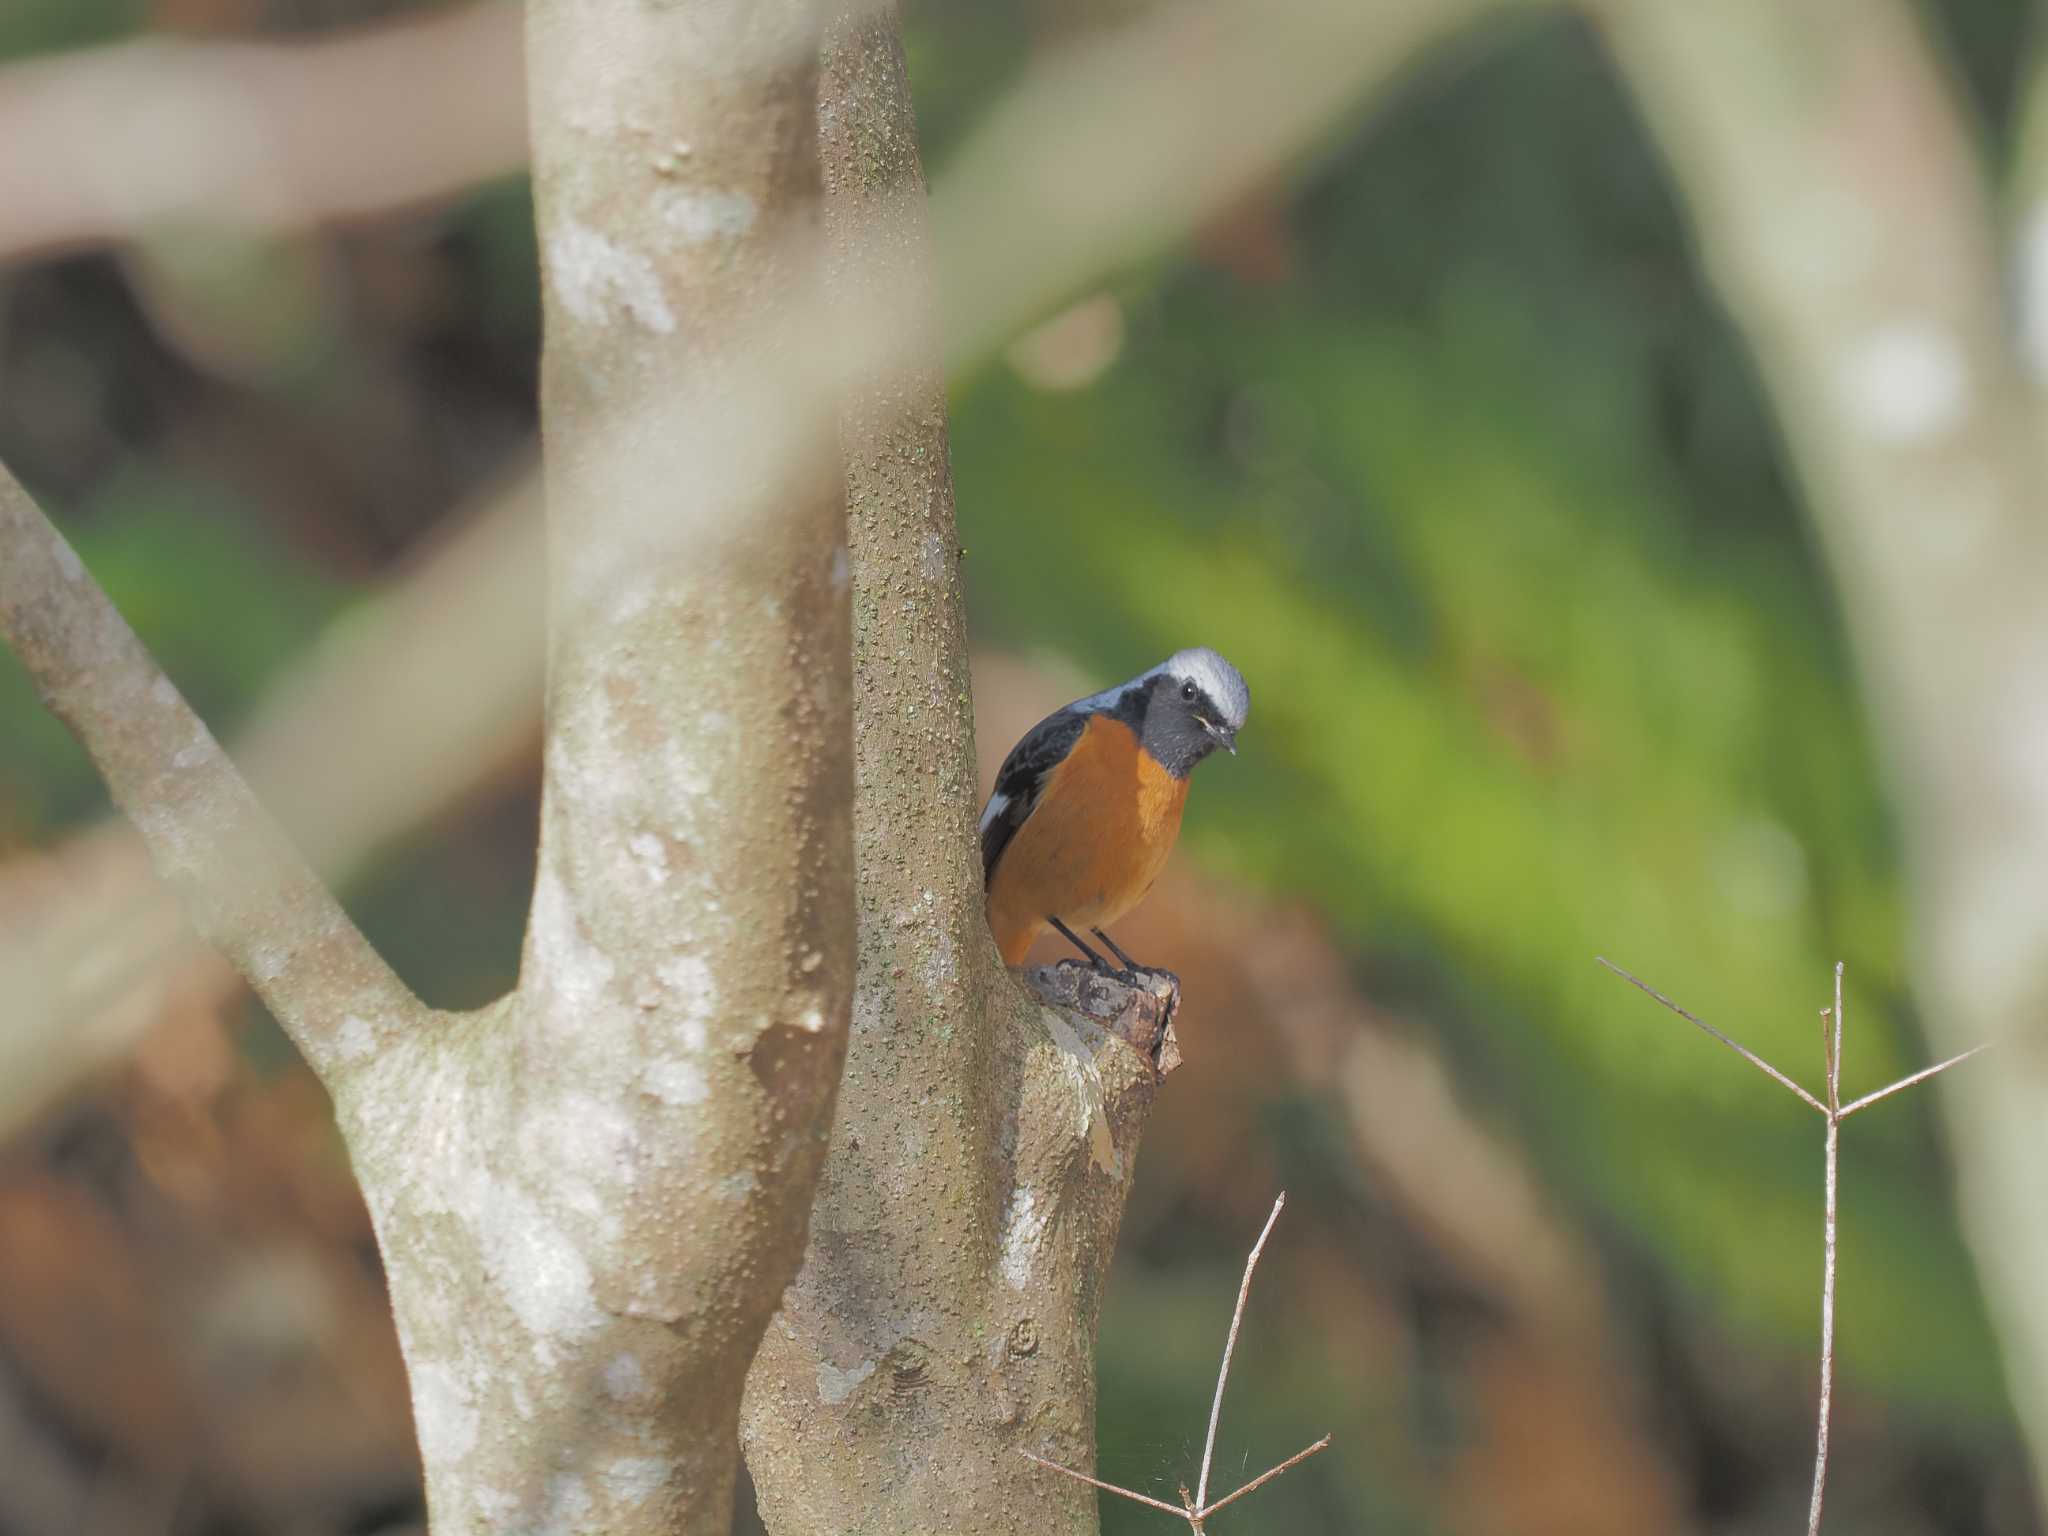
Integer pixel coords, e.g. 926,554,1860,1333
977,792,1009,837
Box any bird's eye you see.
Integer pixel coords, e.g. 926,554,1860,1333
1181,682,1197,701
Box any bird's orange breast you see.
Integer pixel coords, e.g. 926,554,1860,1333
986,715,1190,964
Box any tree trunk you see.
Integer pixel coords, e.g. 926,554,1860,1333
343,5,857,1532
739,14,1178,1536
4,0,863,1531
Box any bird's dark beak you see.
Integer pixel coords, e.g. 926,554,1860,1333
1206,721,1237,755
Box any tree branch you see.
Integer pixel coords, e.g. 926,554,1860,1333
0,459,542,1136
0,458,428,1080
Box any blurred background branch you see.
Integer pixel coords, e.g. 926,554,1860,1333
0,1,524,263
1593,0,2048,1499
928,0,1518,366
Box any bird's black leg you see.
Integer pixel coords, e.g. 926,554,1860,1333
1049,916,1112,972
1091,927,1142,975
1096,927,1180,1001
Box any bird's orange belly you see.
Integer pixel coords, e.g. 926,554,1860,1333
986,716,1188,964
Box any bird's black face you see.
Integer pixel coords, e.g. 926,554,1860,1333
1131,676,1237,778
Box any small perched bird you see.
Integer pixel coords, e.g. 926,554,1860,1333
980,648,1250,969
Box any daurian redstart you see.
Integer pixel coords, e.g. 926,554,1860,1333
980,648,1250,969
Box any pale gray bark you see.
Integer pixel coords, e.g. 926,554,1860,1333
1593,0,2048,1497
0,469,543,1136
738,16,1178,1536
2,1,860,1531
329,5,857,1533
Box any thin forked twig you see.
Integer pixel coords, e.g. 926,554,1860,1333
1603,956,1986,1536
1596,957,1828,1113
1021,1192,1329,1529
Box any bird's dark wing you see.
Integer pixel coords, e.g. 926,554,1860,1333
979,708,1089,887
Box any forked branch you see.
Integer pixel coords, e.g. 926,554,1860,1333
1601,957,1987,1535
1021,1193,1331,1531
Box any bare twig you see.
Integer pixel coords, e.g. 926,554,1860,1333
1597,957,1827,1113
1196,1193,1287,1511
1017,1454,1192,1519
1829,963,1844,1111
1195,1434,1335,1520
1603,957,1987,1536
1808,1086,1838,1536
1021,1193,1329,1530
0,459,427,1080
1809,963,1843,1536
1837,1046,1993,1119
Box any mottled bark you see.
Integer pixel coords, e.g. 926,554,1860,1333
737,15,1176,1536
328,5,857,1534
5,2,860,1533
1594,0,2048,1496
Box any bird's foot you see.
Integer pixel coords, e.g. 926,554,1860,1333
1089,926,1170,988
